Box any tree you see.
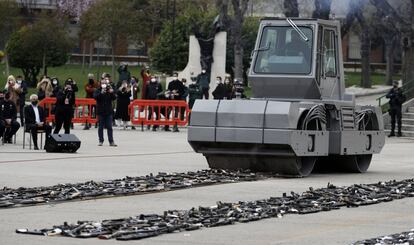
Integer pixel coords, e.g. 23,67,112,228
218,0,250,82
369,0,414,83
225,16,259,82
57,0,96,21
0,0,19,76
312,0,332,19
80,0,141,77
283,0,299,17
149,4,217,73
7,17,73,85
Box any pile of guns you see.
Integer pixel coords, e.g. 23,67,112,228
353,229,414,245
16,178,414,241
1,169,265,208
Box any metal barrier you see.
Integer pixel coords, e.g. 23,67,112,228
38,98,97,124
129,99,190,129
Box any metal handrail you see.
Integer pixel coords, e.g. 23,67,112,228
377,79,414,106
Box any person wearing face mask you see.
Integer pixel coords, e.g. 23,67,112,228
188,79,203,109
83,74,98,130
224,75,234,100
130,76,140,100
85,74,98,98
53,83,75,134
145,76,163,131
167,73,186,132
212,76,226,100
386,80,406,137
196,69,210,99
4,75,20,111
24,94,52,150
94,79,117,146
64,78,79,93
50,77,61,97
140,66,151,99
115,81,131,130
0,90,20,143
15,75,28,126
36,76,53,100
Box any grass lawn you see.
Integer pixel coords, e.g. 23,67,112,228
344,72,400,87
1,63,399,99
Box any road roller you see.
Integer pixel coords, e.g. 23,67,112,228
188,18,385,177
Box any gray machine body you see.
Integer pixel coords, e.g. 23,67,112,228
188,18,385,175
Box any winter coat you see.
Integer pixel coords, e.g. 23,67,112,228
115,88,131,121
212,83,226,100
93,88,117,116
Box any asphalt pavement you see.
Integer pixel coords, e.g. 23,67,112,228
0,126,413,244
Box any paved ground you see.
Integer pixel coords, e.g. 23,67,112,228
0,126,414,245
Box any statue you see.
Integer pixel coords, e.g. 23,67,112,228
193,15,225,80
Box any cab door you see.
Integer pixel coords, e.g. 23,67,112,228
318,26,340,100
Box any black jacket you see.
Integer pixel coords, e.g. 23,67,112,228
167,79,185,100
94,88,116,116
386,87,405,109
55,89,76,113
24,104,47,125
213,83,226,100
18,81,28,106
145,82,163,100
1,100,17,120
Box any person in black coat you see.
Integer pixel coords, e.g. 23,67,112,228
94,79,117,146
15,75,28,126
0,91,20,143
167,73,186,132
386,80,406,137
115,81,131,129
145,77,163,131
212,76,226,100
53,83,75,134
24,94,52,150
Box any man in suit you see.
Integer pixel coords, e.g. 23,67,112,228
24,94,52,150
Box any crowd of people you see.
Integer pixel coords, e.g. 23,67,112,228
0,65,245,149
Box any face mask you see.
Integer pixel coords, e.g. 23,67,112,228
202,70,206,74
216,80,221,84
101,84,107,89
151,78,157,83
5,95,10,100
173,76,178,80
0,97,4,101
31,101,38,106
53,80,58,85
225,79,230,84
17,80,22,84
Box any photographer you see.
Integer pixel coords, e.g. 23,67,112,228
386,80,406,137
53,83,75,134
232,79,246,99
118,64,131,83
64,78,79,93
94,78,117,146
115,81,131,129
145,76,163,131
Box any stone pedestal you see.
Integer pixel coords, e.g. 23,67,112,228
167,32,227,97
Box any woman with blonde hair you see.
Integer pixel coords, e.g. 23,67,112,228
36,76,53,101
4,75,20,110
